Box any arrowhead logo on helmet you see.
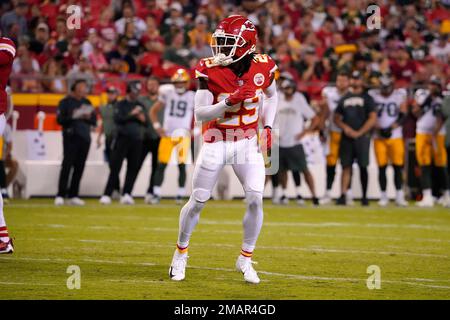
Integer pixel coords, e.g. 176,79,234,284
210,15,258,67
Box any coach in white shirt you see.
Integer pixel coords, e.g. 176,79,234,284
274,79,320,205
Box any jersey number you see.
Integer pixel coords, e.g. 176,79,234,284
377,102,398,117
422,102,441,115
253,54,269,63
217,93,259,127
169,100,187,118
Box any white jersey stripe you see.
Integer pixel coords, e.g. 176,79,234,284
0,43,15,57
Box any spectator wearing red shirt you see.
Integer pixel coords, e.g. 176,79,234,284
315,16,335,48
137,0,165,26
94,6,117,52
389,47,417,86
64,38,82,71
138,15,165,74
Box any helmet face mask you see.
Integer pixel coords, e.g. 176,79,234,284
174,82,188,94
210,16,257,67
171,68,190,94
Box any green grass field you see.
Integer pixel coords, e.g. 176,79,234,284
1,199,449,300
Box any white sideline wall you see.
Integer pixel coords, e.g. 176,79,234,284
12,131,394,199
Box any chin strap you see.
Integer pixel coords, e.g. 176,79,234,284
212,48,253,67
213,53,234,66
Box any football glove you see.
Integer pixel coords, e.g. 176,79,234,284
225,86,255,106
379,127,392,139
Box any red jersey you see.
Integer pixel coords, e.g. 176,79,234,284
0,37,16,114
195,54,277,142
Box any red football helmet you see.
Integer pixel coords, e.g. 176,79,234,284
210,15,258,66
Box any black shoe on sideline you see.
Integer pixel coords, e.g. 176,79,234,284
336,195,346,205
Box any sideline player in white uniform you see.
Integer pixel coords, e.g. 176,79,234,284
274,78,320,205
319,71,352,204
412,76,450,207
369,75,408,206
168,16,278,284
150,69,195,204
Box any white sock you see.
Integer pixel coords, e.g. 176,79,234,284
347,189,353,200
325,189,331,198
242,192,263,254
177,187,186,197
396,189,405,200
380,191,387,200
281,188,287,197
177,196,205,247
423,189,432,198
0,193,8,242
273,186,282,199
153,186,161,197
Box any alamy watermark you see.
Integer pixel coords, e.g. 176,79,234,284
66,265,81,289
66,5,82,30
366,5,382,30
366,265,381,290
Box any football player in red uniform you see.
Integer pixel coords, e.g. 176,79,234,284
0,36,15,254
169,16,278,283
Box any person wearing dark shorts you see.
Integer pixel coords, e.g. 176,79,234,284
279,144,307,172
275,79,320,205
334,71,377,206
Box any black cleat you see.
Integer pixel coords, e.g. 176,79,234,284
361,198,369,206
312,197,319,206
336,195,346,205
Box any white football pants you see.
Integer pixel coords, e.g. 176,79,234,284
0,114,7,234
177,136,265,253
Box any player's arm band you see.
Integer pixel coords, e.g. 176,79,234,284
262,81,278,128
394,112,406,127
194,89,228,122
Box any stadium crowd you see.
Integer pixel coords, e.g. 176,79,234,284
1,0,449,95
0,0,449,207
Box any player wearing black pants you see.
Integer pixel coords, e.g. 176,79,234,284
100,81,147,205
97,86,120,197
0,161,7,201
138,77,161,203
55,80,96,206
138,137,160,199
334,71,377,206
104,135,142,198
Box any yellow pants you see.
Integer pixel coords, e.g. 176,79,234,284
374,137,405,167
415,133,447,167
326,131,341,166
157,136,191,164
0,137,4,160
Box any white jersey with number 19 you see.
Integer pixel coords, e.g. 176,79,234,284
159,84,195,137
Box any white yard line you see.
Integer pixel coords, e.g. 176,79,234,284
30,222,450,245
33,221,450,238
0,281,59,286
3,256,449,290
18,237,450,259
